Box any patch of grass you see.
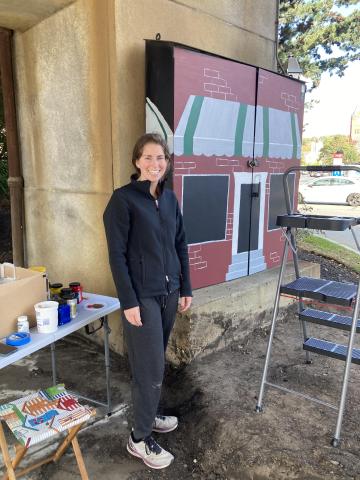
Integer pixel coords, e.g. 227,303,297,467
297,233,360,274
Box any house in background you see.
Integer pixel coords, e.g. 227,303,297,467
350,106,360,152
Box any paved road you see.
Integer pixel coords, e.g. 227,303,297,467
298,203,360,252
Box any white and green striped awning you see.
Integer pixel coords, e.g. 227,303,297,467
174,95,255,157
174,95,301,159
254,105,301,159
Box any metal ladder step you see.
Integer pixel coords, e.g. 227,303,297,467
280,277,357,306
300,308,360,332
303,337,360,365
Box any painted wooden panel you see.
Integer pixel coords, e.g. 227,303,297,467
145,41,305,290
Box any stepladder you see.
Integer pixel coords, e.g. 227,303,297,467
0,384,95,479
256,164,360,447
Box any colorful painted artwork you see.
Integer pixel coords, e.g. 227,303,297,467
146,41,305,290
0,384,94,447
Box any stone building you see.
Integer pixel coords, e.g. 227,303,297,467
0,0,290,358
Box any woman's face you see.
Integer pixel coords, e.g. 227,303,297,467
136,142,168,183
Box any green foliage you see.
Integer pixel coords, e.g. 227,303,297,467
300,137,312,165
279,1,360,86
298,232,360,273
301,137,312,154
318,134,360,164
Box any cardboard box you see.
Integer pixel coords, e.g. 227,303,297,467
0,266,47,339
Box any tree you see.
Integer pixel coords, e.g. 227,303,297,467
300,137,312,165
279,1,360,87
318,134,360,164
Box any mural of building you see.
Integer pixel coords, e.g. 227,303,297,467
146,42,305,289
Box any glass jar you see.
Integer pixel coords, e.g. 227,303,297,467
50,283,63,298
69,282,83,303
62,292,77,319
60,288,72,298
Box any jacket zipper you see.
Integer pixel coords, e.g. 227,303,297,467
155,198,170,293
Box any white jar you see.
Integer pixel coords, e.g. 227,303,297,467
17,315,30,333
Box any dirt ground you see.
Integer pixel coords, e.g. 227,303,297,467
2,203,360,479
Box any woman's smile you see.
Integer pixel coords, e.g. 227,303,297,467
136,143,168,184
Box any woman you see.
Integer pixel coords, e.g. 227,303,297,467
103,133,192,469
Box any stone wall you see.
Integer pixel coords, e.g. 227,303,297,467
8,0,277,356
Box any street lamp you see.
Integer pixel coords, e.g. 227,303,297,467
287,55,303,79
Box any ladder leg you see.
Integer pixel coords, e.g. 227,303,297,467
331,281,360,446
290,229,311,363
298,300,311,364
256,239,289,412
350,227,360,253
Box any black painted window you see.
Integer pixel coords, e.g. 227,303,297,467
268,174,295,230
183,176,229,244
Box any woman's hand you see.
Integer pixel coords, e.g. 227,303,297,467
178,296,192,313
124,306,142,326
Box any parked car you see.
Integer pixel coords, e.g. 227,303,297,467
298,176,360,206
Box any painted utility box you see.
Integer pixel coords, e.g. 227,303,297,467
146,41,305,290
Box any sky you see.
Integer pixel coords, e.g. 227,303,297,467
303,3,360,139
303,61,360,138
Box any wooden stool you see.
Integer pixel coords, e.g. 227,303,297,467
0,384,95,480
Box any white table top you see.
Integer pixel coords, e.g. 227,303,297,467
0,293,120,369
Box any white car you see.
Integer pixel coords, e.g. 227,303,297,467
299,176,360,206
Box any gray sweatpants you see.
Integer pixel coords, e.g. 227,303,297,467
122,289,180,440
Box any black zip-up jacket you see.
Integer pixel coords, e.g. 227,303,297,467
103,175,192,310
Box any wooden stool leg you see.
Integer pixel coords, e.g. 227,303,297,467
53,424,83,463
52,423,89,479
10,445,27,476
3,444,27,480
0,423,16,480
71,436,89,480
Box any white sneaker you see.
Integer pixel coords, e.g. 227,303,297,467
127,434,174,469
152,414,178,433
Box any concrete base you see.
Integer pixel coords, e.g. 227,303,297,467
167,260,320,365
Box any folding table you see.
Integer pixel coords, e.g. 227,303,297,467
0,293,120,414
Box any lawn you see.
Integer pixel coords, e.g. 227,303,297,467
297,232,360,274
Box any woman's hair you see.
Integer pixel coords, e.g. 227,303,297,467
132,133,171,178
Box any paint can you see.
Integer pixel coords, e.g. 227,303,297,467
34,301,59,333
